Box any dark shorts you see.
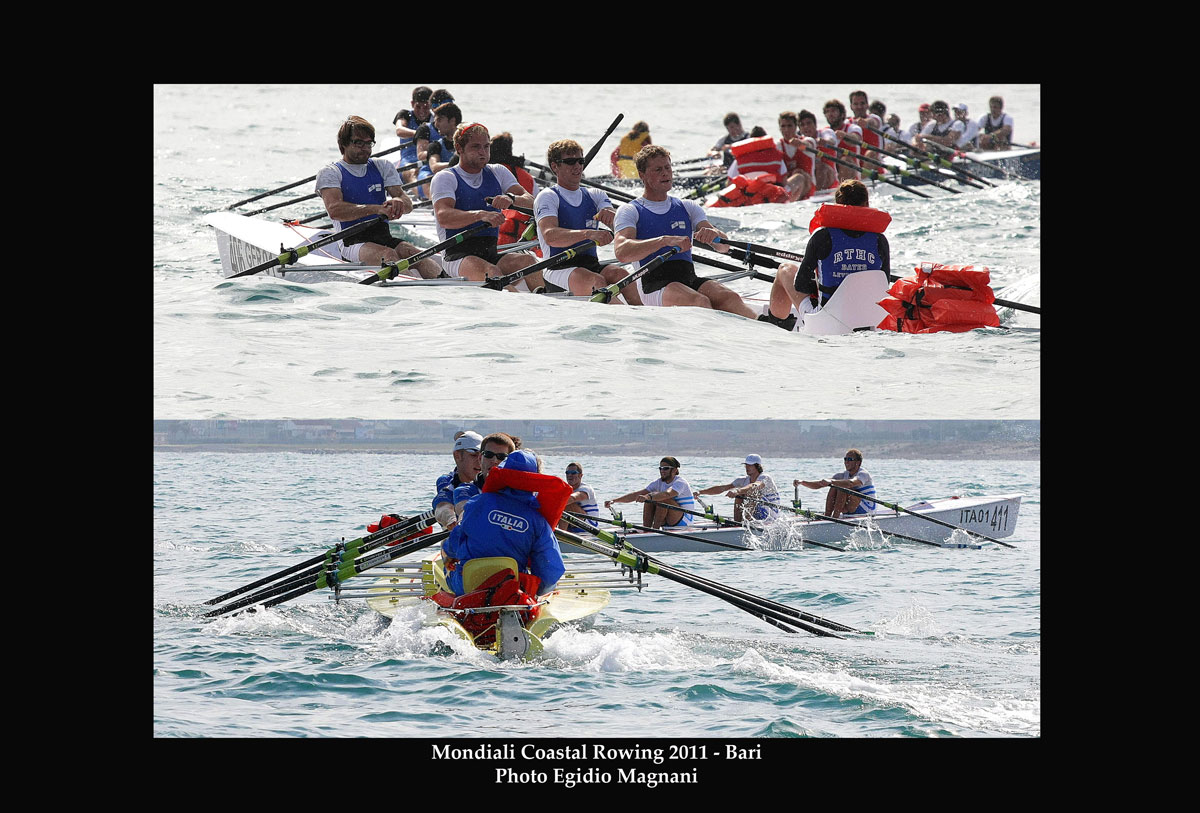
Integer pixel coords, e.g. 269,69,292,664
343,219,401,249
642,259,705,295
445,235,501,264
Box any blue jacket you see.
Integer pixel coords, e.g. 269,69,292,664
443,487,565,595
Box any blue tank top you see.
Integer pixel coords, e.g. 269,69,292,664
817,228,882,302
447,165,502,240
335,160,386,230
549,188,600,259
633,198,693,266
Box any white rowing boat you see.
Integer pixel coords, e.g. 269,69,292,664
885,146,1040,186
575,494,1022,553
361,552,633,659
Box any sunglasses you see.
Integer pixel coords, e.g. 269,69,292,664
482,450,508,461
555,156,586,165
844,457,860,462
565,469,581,476
350,139,375,147
658,466,674,471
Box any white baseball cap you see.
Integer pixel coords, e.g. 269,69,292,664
744,454,763,465
953,103,968,113
453,431,483,452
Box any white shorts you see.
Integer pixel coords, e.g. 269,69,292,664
338,240,370,264
542,265,576,291
635,278,666,307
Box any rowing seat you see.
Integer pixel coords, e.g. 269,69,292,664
461,557,520,594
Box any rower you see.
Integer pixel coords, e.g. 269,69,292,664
795,449,877,518
761,179,891,330
612,145,757,318
899,104,933,156
799,109,839,191
533,138,629,302
605,456,697,530
414,101,463,201
977,96,1014,151
849,90,885,167
695,454,781,523
393,85,433,183
441,449,568,597
429,122,539,289
432,431,484,530
708,112,750,169
777,111,817,202
822,99,864,181
952,103,981,151
559,461,602,532
915,100,963,150
314,116,442,278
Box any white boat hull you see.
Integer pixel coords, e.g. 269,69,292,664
572,494,1022,553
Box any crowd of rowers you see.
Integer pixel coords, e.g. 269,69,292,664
317,109,895,328
402,429,879,596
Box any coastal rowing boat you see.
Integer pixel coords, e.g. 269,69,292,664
362,552,630,659
885,146,1040,186
585,494,1022,553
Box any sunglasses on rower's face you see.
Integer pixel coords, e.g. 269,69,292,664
350,139,375,147
482,450,508,461
659,466,673,471
565,470,581,476
844,457,860,462
555,157,586,165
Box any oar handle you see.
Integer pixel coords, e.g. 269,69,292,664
482,239,599,291
589,246,679,302
359,222,492,285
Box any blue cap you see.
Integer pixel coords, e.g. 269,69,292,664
501,449,538,473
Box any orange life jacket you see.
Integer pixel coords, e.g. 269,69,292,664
876,263,1000,333
431,569,543,645
709,171,789,208
808,203,892,234
498,165,535,245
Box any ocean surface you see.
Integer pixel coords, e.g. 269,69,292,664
153,83,1040,420
154,451,1040,739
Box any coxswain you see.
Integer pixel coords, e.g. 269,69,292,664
760,179,891,330
314,116,442,278
441,449,569,597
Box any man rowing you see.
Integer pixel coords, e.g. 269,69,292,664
952,103,981,151
430,122,539,289
777,111,816,202
314,116,442,279
533,139,631,302
977,96,1014,150
560,461,602,532
414,101,463,200
849,90,884,166
708,112,750,169
795,449,876,518
695,453,781,523
613,145,756,318
441,449,567,597
799,110,839,191
914,100,963,150
760,179,891,330
393,85,433,183
433,430,484,530
453,432,519,516
822,99,864,181
605,456,697,530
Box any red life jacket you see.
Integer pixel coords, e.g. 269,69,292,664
876,263,1000,333
808,203,891,234
432,569,544,645
498,165,535,245
481,466,573,529
729,135,786,177
709,171,789,207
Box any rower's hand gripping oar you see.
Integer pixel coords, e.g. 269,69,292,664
227,215,387,279
826,484,1015,548
589,246,680,302
358,222,492,285
806,145,932,199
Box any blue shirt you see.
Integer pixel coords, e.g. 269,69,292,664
443,489,565,595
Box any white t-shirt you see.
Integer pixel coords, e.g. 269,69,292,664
645,475,696,526
429,163,520,241
533,185,614,257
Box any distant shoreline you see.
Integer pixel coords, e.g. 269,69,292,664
153,440,1039,460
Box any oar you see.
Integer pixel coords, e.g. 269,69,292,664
562,515,862,635
227,215,386,279
204,511,437,614
481,239,600,291
211,528,449,617
868,125,999,186
555,526,854,637
225,141,413,210
806,145,932,199
529,160,635,204
589,246,679,302
768,499,952,549
661,501,847,552
826,484,1015,548
582,113,625,169
358,222,491,285
857,135,987,190
585,510,753,551
830,141,963,194
241,163,420,217
711,237,803,265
